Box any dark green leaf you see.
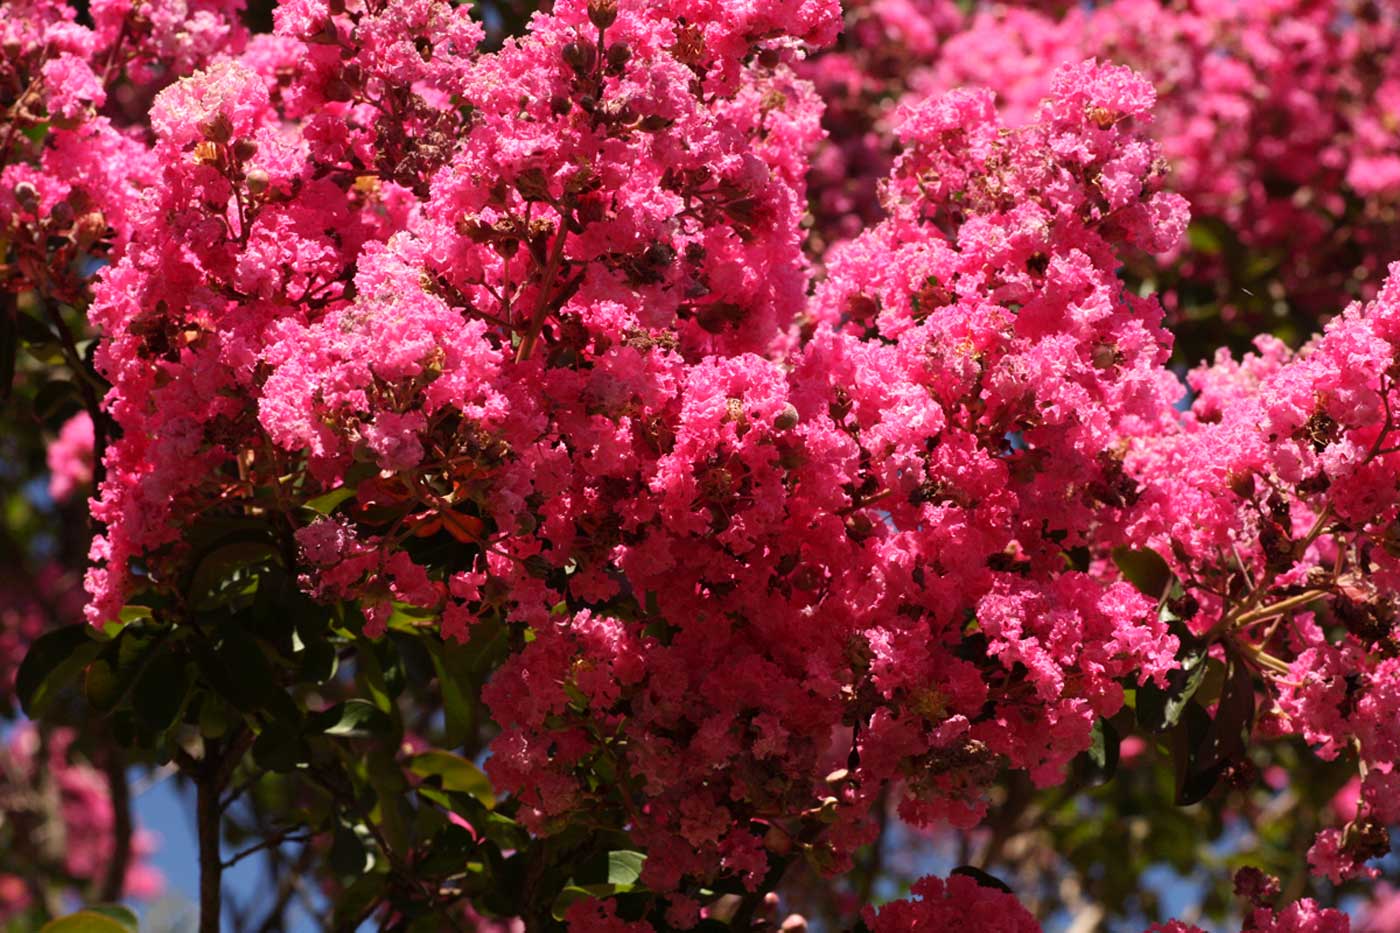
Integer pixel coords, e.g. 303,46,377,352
304,486,357,516
950,865,1014,894
17,624,105,718
332,870,388,929
1194,654,1256,774
1172,702,1225,806
1137,616,1209,733
408,751,496,808
330,823,374,877
306,699,390,738
252,719,308,773
1081,718,1121,786
133,648,191,732
187,539,279,611
32,378,79,422
297,638,338,684
1112,546,1173,600
200,626,277,712
550,851,648,920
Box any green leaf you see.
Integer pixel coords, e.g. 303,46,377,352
187,539,279,611
950,865,1014,894
33,378,79,422
69,906,137,932
39,909,136,933
304,486,357,516
306,699,391,738
252,718,308,773
84,658,123,710
1186,220,1225,256
409,751,496,808
17,624,105,718
133,648,191,732
1172,702,1223,806
332,870,388,929
200,626,277,713
330,822,375,877
1136,615,1210,733
428,640,477,746
1111,546,1172,600
602,850,645,886
1081,718,1121,786
550,851,648,920
1193,654,1256,776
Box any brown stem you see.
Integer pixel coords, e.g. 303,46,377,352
99,748,133,903
195,729,253,933
514,217,570,364
198,751,225,933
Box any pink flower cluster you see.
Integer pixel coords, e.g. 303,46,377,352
5,0,1396,924
869,873,1349,933
46,412,94,505
80,0,1199,901
806,0,1400,330
1122,265,1400,885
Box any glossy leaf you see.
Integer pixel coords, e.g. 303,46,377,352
16,624,105,718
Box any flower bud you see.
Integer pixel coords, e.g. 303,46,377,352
245,169,270,196
587,0,618,30
774,403,799,431
606,41,631,71
232,138,258,162
13,181,39,212
562,40,597,74
48,200,74,227
200,112,234,143
845,512,875,541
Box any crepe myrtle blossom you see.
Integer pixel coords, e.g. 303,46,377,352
2,0,1398,927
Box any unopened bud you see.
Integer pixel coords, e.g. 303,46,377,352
763,824,792,855
245,169,270,196
605,41,631,70
774,403,799,431
232,138,258,162
845,512,875,541
200,112,233,143
587,0,618,30
562,40,597,74
48,199,74,227
13,181,40,212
